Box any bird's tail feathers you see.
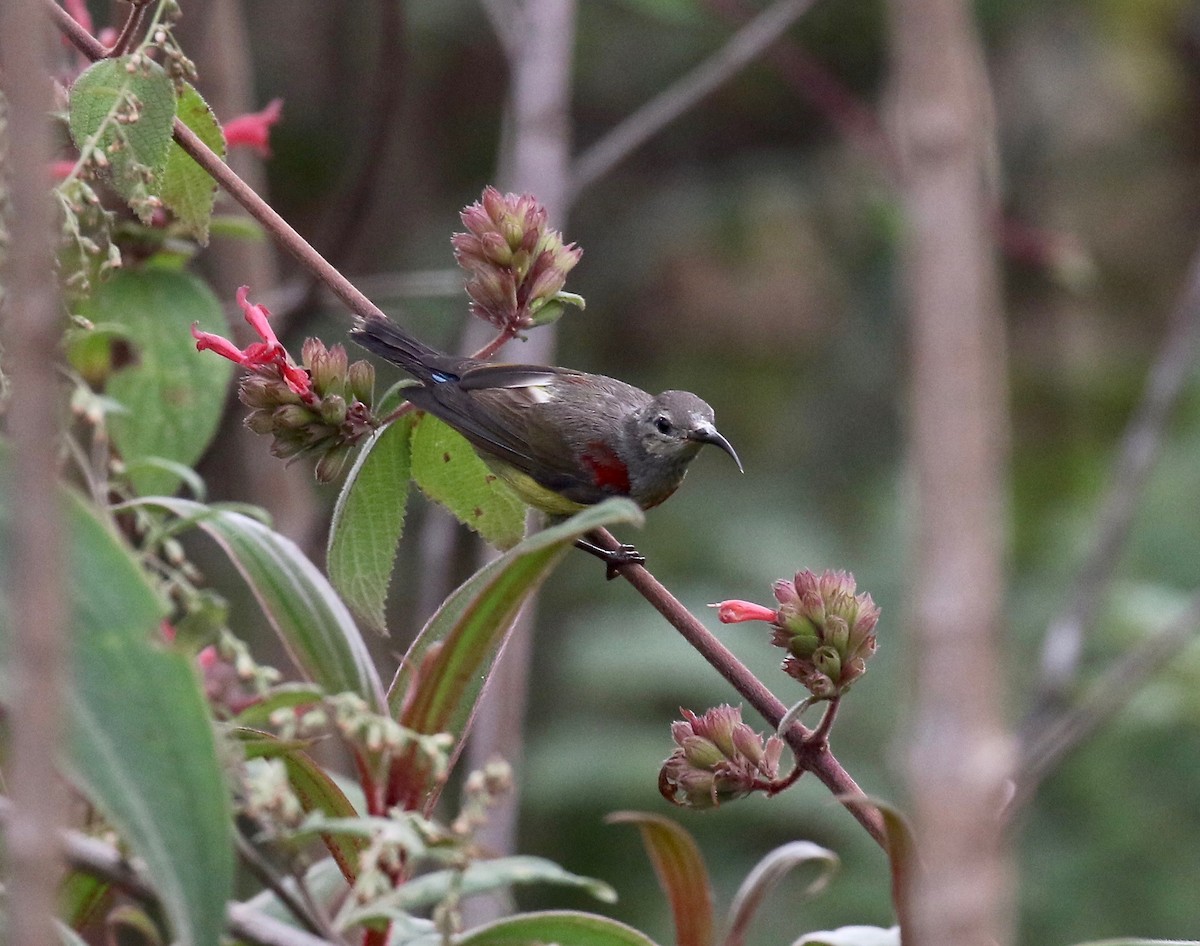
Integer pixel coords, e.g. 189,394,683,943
349,315,445,378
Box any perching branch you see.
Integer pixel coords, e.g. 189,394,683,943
568,0,820,199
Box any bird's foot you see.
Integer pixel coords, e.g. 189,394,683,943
575,536,646,580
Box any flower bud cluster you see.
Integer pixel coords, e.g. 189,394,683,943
242,336,377,482
714,569,880,700
451,186,584,330
193,287,379,483
658,705,783,810
772,569,879,698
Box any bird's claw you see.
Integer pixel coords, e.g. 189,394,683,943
574,535,646,578
603,543,646,580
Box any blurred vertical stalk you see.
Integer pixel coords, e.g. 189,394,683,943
886,0,1013,943
462,0,576,920
0,1,69,943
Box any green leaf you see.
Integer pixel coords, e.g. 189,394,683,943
0,485,233,946
410,414,526,550
794,928,900,946
605,813,713,946
230,682,325,728
344,856,616,926
455,911,662,946
207,215,265,242
725,841,839,946
76,269,234,496
841,797,917,927
60,870,111,929
162,83,225,244
141,498,386,710
327,414,416,633
68,56,176,221
386,499,643,810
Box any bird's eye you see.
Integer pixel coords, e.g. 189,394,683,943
654,415,672,434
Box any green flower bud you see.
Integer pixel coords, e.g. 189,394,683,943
318,393,348,427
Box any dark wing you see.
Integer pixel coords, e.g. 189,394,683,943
407,365,645,504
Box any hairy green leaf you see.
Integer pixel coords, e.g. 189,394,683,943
162,83,225,243
77,269,233,496
327,414,416,633
410,414,526,550
68,56,176,221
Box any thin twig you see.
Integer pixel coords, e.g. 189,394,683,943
1010,590,1200,816
1029,246,1200,718
234,828,326,938
569,0,819,199
108,0,149,57
591,529,887,849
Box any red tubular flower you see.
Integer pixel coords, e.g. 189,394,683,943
224,99,284,158
192,285,313,400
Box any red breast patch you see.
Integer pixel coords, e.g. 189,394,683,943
581,441,631,494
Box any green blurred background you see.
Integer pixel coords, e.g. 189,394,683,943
180,0,1200,941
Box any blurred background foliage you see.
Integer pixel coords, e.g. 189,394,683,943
168,0,1200,941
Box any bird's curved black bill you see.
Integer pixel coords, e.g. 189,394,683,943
691,426,743,473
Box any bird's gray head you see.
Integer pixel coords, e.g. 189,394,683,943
632,390,743,472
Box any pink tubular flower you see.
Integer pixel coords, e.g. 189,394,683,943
711,599,778,624
192,285,313,399
223,99,284,158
